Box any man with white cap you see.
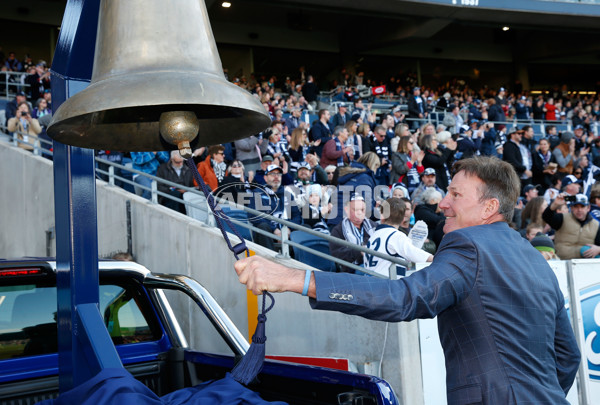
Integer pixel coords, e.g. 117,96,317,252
411,167,446,206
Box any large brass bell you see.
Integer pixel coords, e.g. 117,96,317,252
47,0,270,157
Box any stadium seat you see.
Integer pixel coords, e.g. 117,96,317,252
290,230,336,272
217,205,253,242
183,191,212,224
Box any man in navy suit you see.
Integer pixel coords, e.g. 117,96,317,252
235,156,580,404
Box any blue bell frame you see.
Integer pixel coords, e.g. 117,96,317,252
51,0,123,393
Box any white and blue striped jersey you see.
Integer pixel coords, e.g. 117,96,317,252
363,224,431,277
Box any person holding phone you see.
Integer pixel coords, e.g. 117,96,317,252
7,101,42,152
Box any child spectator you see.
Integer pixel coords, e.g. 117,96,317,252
301,184,331,235
530,232,560,261
363,198,432,277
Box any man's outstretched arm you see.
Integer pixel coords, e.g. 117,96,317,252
234,256,316,298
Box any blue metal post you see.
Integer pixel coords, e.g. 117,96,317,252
51,0,123,393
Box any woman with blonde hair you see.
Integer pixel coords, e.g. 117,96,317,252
391,123,409,153
288,127,309,165
345,120,362,160
391,136,425,192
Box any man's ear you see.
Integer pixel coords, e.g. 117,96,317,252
483,198,500,219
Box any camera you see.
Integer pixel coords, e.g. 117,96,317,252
21,112,28,116
564,195,576,202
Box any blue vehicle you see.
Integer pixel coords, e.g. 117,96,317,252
0,259,399,405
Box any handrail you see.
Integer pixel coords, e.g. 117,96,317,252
0,71,31,97
0,132,410,276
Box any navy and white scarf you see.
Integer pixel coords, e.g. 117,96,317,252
334,137,345,167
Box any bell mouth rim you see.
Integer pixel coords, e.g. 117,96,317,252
49,69,267,127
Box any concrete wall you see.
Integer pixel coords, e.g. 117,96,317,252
0,141,424,403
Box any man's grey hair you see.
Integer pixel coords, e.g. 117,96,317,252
421,188,443,204
333,125,347,137
170,150,182,159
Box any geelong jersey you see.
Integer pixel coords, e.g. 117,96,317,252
363,224,431,277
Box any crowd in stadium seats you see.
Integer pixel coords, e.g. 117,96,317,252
3,49,600,265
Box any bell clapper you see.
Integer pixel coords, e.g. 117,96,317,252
159,111,199,160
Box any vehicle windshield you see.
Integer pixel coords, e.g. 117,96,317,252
0,281,161,359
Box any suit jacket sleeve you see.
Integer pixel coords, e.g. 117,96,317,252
312,230,477,321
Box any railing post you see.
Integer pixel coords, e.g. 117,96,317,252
108,165,115,186
151,179,158,204
280,225,290,258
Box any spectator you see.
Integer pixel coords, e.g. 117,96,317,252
530,232,560,261
525,223,545,242
308,109,331,156
320,125,353,168
519,184,540,205
329,152,380,228
503,128,532,190
32,98,51,120
553,132,576,176
330,102,351,128
195,144,226,191
519,196,549,236
543,193,600,259
25,62,51,103
4,91,27,123
7,101,41,152
515,96,532,121
300,184,331,235
407,86,426,129
543,174,562,205
364,197,433,277
130,150,169,199
329,195,376,273
399,196,413,234
234,134,266,174
250,164,301,251
420,134,455,192
218,159,253,205
302,75,318,110
391,135,424,188
486,98,505,123
364,125,392,186
284,106,303,133
414,188,445,238
324,164,337,185
156,150,194,213
4,51,22,72
390,183,410,200
590,187,600,222
288,127,310,166
543,97,557,121
532,138,556,192
345,120,363,161
411,167,446,206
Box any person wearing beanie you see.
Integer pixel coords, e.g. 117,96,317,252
553,131,575,175
530,232,559,261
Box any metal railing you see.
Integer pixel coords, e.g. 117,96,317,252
1,131,409,279
0,71,31,97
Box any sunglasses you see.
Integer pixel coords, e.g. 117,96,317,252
231,164,243,168
574,171,582,175
216,152,224,155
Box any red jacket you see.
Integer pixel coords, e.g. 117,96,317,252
195,155,219,191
